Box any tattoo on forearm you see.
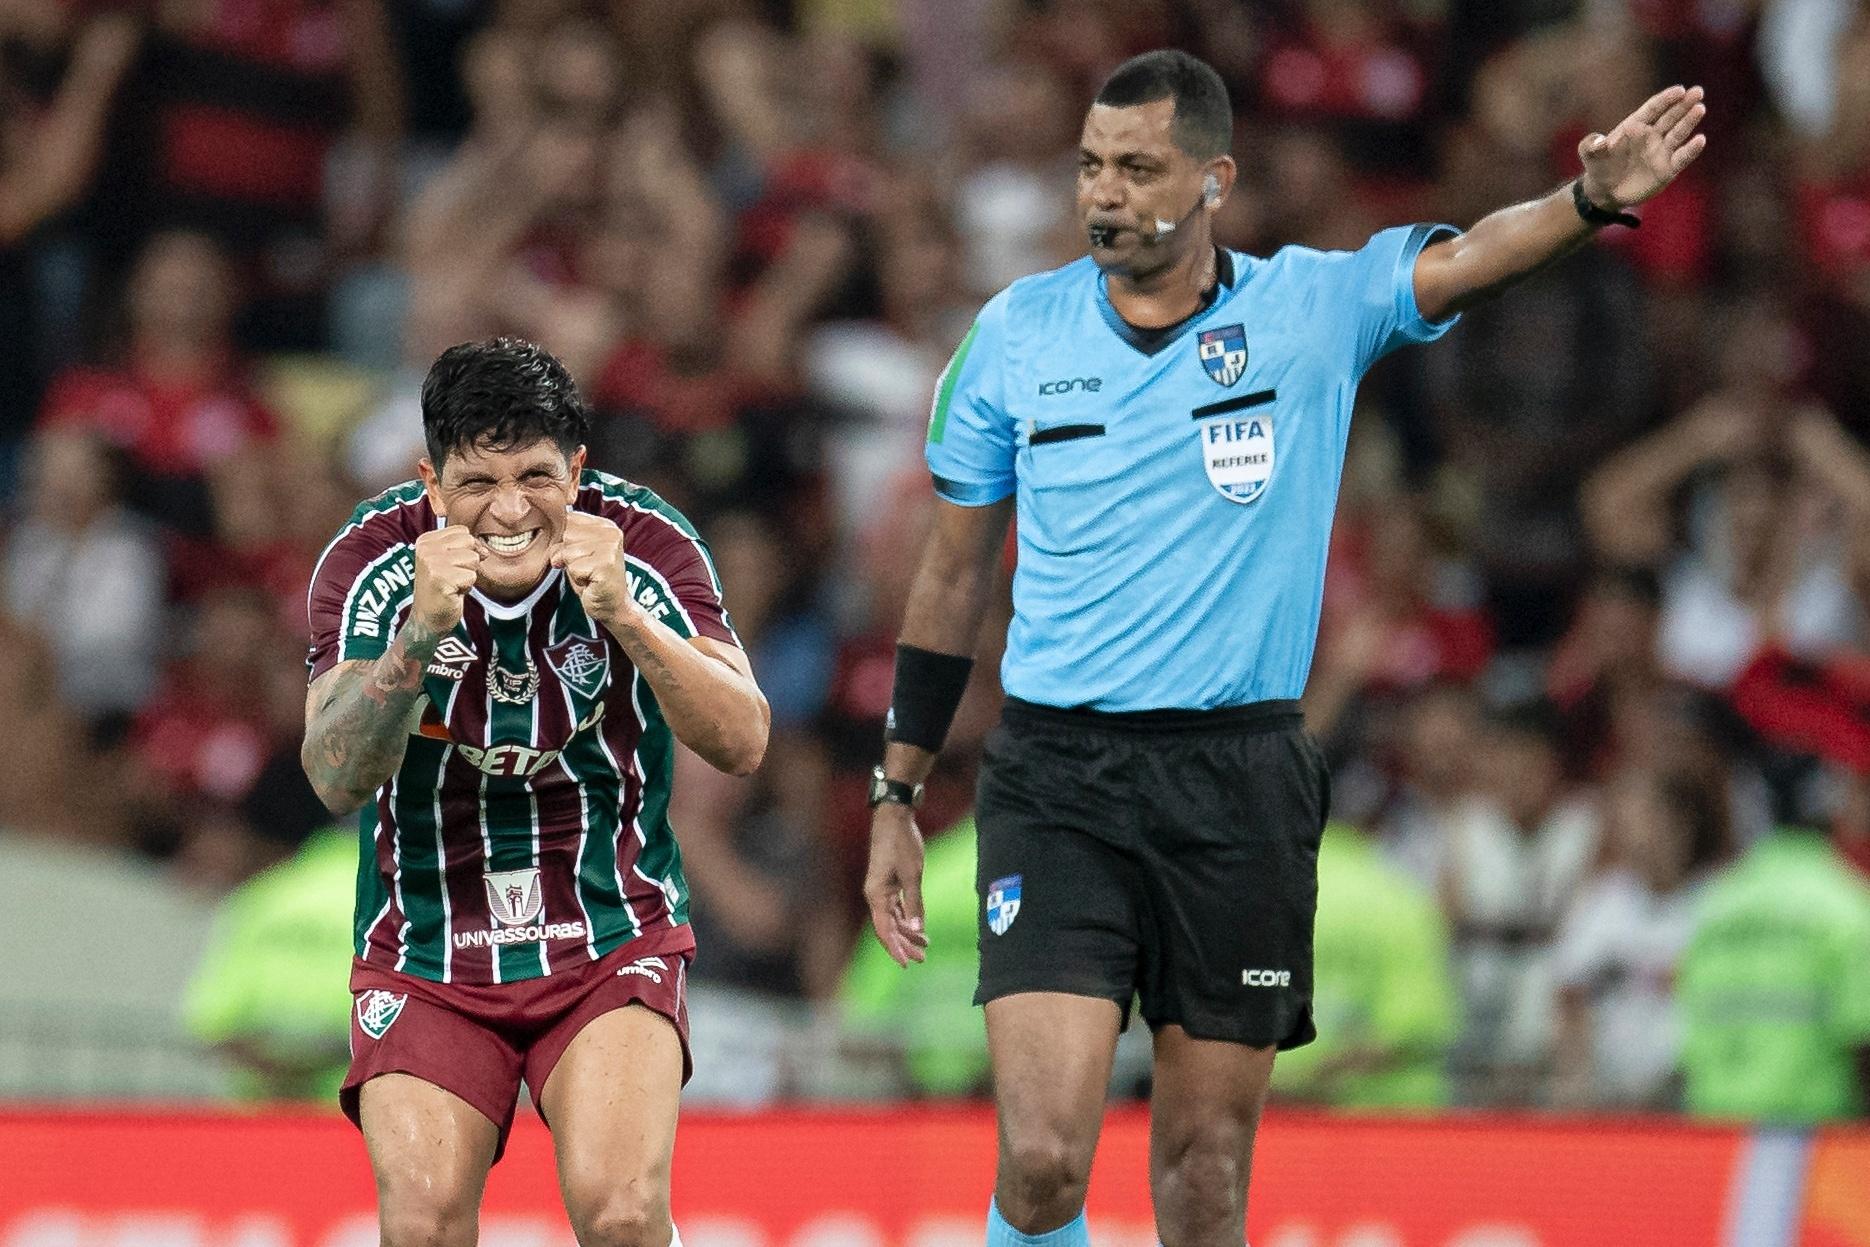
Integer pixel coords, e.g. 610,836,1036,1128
305,618,445,810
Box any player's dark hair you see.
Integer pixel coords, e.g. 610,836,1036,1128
1094,50,1233,161
420,337,590,468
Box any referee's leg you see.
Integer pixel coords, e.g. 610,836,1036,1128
1149,1027,1277,1247
985,992,1123,1237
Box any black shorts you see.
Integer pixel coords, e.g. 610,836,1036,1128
973,696,1329,1050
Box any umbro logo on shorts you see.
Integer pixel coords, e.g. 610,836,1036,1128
1242,969,1291,988
356,990,407,1039
617,956,668,984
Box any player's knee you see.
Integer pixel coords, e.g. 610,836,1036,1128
377,1190,479,1247
999,1127,1094,1223
1155,1122,1251,1229
566,1181,672,1247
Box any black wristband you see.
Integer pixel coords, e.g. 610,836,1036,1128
1572,178,1640,229
886,643,975,752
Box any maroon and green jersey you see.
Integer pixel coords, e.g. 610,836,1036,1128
306,470,737,985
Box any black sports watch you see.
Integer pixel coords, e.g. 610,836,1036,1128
868,764,925,810
1571,178,1640,229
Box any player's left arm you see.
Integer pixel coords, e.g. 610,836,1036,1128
552,512,770,776
1412,84,1708,323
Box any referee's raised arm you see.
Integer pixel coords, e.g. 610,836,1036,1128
1411,83,1708,321
862,494,1013,966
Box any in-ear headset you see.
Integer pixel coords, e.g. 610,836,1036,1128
1203,172,1220,205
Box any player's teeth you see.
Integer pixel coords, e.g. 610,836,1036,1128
486,531,534,553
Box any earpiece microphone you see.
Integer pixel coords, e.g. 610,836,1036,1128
1146,174,1223,240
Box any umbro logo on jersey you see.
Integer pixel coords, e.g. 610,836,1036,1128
1038,377,1102,395
425,637,477,681
356,990,406,1039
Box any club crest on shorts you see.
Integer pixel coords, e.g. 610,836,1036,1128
545,633,609,699
484,866,544,927
986,874,1022,936
1197,324,1248,387
1198,410,1274,504
356,990,406,1040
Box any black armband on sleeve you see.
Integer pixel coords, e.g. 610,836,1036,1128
885,643,975,753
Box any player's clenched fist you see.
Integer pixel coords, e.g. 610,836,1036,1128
412,526,482,632
551,512,632,621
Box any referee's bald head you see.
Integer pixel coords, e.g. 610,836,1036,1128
1093,50,1233,161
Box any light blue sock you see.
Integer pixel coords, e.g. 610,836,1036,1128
986,1199,1090,1247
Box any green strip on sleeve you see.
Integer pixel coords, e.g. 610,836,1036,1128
927,320,980,446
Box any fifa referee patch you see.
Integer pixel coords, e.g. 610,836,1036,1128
986,875,1023,935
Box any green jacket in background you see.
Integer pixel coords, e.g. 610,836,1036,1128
1678,827,1870,1123
841,817,988,1096
183,828,357,1103
1271,822,1458,1110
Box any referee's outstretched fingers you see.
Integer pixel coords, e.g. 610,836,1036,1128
864,807,929,966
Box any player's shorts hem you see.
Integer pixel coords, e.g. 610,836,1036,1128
974,976,1137,1028
1148,1007,1317,1052
340,1066,517,1161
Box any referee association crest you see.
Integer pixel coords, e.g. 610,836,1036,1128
986,875,1022,935
1197,324,1248,386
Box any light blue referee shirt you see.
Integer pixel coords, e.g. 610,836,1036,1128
926,224,1459,712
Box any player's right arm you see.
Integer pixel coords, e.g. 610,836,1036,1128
301,526,480,814
864,292,1017,967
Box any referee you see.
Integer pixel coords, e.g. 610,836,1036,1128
863,49,1706,1247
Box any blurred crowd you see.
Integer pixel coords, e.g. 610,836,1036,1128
4,0,1870,1116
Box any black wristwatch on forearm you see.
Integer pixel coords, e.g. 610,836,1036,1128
868,764,925,810
1572,178,1640,229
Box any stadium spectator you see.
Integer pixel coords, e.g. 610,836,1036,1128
1270,821,1459,1110
182,823,355,1101
3,426,163,724
0,4,140,464
1441,700,1601,1104
1551,769,1728,1109
38,230,280,535
1371,680,1484,892
1583,391,1870,690
1677,818,1870,1122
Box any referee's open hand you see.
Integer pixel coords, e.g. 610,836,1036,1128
1577,83,1708,211
864,805,929,966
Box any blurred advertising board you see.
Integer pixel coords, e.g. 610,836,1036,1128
3,1108,1861,1247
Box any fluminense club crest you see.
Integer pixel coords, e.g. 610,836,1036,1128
545,633,609,699
356,990,407,1040
1197,323,1248,387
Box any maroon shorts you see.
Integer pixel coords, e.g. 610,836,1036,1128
341,932,694,1161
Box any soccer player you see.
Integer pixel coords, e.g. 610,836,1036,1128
302,338,769,1247
862,49,1705,1247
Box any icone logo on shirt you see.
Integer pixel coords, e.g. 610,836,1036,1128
1037,377,1103,395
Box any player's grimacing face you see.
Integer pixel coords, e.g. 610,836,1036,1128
1077,99,1200,268
419,439,585,602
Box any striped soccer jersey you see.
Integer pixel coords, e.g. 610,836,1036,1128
306,470,737,984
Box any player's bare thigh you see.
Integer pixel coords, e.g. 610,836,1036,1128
540,1004,685,1247
985,992,1125,1233
359,1073,499,1247
1149,1026,1277,1247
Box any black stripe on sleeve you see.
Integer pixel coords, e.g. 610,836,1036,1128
1190,390,1276,420
1030,424,1107,446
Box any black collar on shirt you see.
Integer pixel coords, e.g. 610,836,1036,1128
1101,248,1237,357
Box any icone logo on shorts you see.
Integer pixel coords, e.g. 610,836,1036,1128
1242,969,1291,987
356,990,406,1039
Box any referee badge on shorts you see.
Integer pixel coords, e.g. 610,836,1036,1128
986,874,1023,936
